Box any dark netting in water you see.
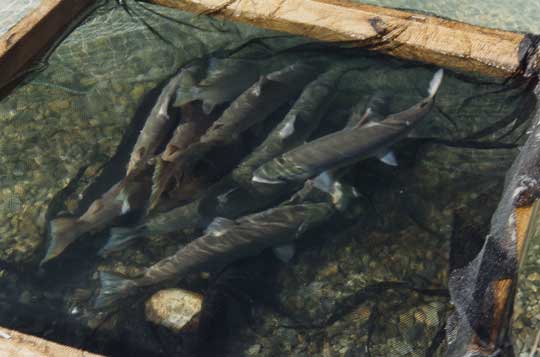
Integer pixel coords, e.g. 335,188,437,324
0,1,538,356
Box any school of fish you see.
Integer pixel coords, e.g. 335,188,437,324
41,55,444,310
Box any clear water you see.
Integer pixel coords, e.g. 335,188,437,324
0,1,536,356
354,0,540,33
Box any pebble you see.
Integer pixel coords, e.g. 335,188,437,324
131,85,145,99
247,344,261,355
48,99,70,111
145,288,203,333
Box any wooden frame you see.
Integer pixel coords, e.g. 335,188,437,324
0,327,102,357
1,0,540,354
0,0,95,91
149,0,534,78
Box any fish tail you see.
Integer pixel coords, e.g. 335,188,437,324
41,217,82,265
94,271,138,309
428,69,444,98
98,226,146,257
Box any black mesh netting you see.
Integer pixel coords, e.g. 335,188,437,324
0,1,538,356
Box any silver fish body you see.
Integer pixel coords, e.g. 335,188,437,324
166,63,318,167
199,62,318,146
95,202,334,308
147,102,217,212
253,69,443,184
101,65,331,252
232,68,342,185
175,58,260,113
127,65,201,176
42,178,148,264
161,102,216,162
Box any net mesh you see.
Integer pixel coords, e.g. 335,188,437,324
0,1,537,356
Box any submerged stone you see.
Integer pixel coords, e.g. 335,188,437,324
145,288,203,333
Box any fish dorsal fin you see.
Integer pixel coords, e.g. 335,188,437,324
313,171,334,193
202,101,216,115
345,107,372,129
252,75,270,97
121,198,131,215
205,217,235,236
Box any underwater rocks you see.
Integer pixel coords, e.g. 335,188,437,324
220,219,450,356
0,78,156,266
512,221,540,355
0,0,295,269
145,288,203,333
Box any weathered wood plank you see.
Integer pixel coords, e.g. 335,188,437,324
0,0,96,91
0,326,103,357
149,0,532,78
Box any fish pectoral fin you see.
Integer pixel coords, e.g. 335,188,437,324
272,244,295,263
312,171,334,194
278,114,297,139
202,101,216,115
205,217,236,236
376,150,398,167
296,221,311,238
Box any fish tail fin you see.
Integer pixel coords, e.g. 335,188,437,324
98,226,146,257
428,69,444,98
94,272,138,309
41,217,83,265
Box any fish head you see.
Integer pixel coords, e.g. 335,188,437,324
382,68,442,128
382,96,434,130
252,154,315,185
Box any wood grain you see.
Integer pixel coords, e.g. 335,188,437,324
0,326,102,357
149,0,530,78
0,0,95,92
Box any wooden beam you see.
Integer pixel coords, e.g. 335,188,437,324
149,0,533,78
0,0,96,92
0,326,103,357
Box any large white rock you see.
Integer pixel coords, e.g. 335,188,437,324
145,288,203,333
